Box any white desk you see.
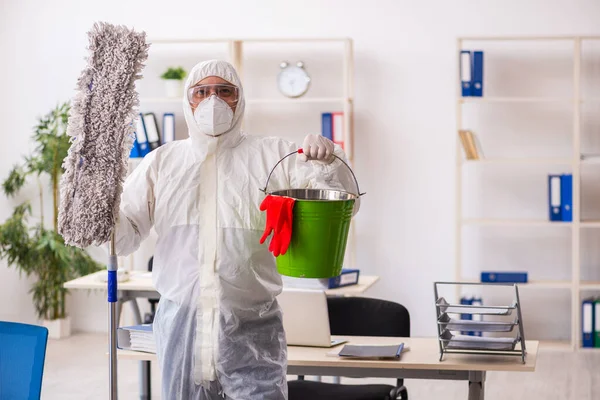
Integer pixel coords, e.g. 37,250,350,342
64,271,379,399
117,336,538,400
64,270,379,296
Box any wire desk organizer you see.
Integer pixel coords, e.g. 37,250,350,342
434,282,527,364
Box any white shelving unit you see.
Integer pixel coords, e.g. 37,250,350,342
139,37,355,162
455,35,600,351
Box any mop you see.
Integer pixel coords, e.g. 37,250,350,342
58,22,149,399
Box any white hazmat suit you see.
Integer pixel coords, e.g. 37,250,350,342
115,60,360,399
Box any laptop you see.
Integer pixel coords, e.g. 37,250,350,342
277,288,347,348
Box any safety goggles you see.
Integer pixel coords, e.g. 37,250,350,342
188,84,239,106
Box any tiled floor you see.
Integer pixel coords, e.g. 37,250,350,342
42,333,599,399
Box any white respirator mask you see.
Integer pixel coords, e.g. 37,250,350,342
193,95,234,137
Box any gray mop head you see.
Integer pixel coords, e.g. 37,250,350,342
58,22,149,248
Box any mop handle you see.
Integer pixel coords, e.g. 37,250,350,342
108,233,118,400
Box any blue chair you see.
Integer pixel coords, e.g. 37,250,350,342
0,321,49,400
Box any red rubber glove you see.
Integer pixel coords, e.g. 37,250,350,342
270,196,295,257
260,195,296,257
260,195,283,244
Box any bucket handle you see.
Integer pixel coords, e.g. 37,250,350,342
261,149,365,197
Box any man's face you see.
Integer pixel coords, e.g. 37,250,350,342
188,76,239,114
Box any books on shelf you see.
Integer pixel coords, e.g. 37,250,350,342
117,324,155,354
458,130,484,160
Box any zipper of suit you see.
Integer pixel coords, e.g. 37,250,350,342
211,142,220,379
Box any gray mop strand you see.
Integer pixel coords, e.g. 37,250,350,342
58,22,149,400
59,22,149,248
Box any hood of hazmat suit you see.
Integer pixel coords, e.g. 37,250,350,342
115,59,360,400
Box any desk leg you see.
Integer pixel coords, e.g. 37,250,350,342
468,371,485,400
116,299,124,325
128,298,152,400
140,362,151,400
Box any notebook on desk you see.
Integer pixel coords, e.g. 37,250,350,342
327,343,409,359
340,343,405,359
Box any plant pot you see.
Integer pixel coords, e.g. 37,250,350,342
164,79,183,98
43,316,71,339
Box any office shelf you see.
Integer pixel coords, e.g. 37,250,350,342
457,279,571,289
140,96,350,105
246,97,349,105
579,282,600,290
149,37,351,44
459,97,572,104
580,157,600,164
456,36,600,351
460,35,587,41
461,219,572,227
580,221,600,228
139,97,181,103
462,158,573,165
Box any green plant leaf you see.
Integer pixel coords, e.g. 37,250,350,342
161,66,186,80
0,102,103,319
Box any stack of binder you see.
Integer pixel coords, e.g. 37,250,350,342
460,50,484,97
548,174,572,222
582,297,600,348
130,112,177,158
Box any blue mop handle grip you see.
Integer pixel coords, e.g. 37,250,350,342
108,255,118,303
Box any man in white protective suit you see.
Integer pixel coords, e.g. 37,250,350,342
115,59,360,399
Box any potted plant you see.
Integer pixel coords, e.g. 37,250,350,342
0,102,102,339
161,66,187,97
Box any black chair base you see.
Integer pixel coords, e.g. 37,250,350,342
288,380,397,400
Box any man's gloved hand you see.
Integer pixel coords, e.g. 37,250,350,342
298,134,335,164
260,195,296,257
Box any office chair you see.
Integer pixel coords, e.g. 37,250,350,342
288,297,410,400
0,321,49,400
143,256,160,324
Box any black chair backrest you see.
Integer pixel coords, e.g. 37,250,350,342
327,297,410,338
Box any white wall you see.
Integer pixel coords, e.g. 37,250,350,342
1,0,599,336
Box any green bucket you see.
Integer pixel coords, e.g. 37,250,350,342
262,151,364,278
